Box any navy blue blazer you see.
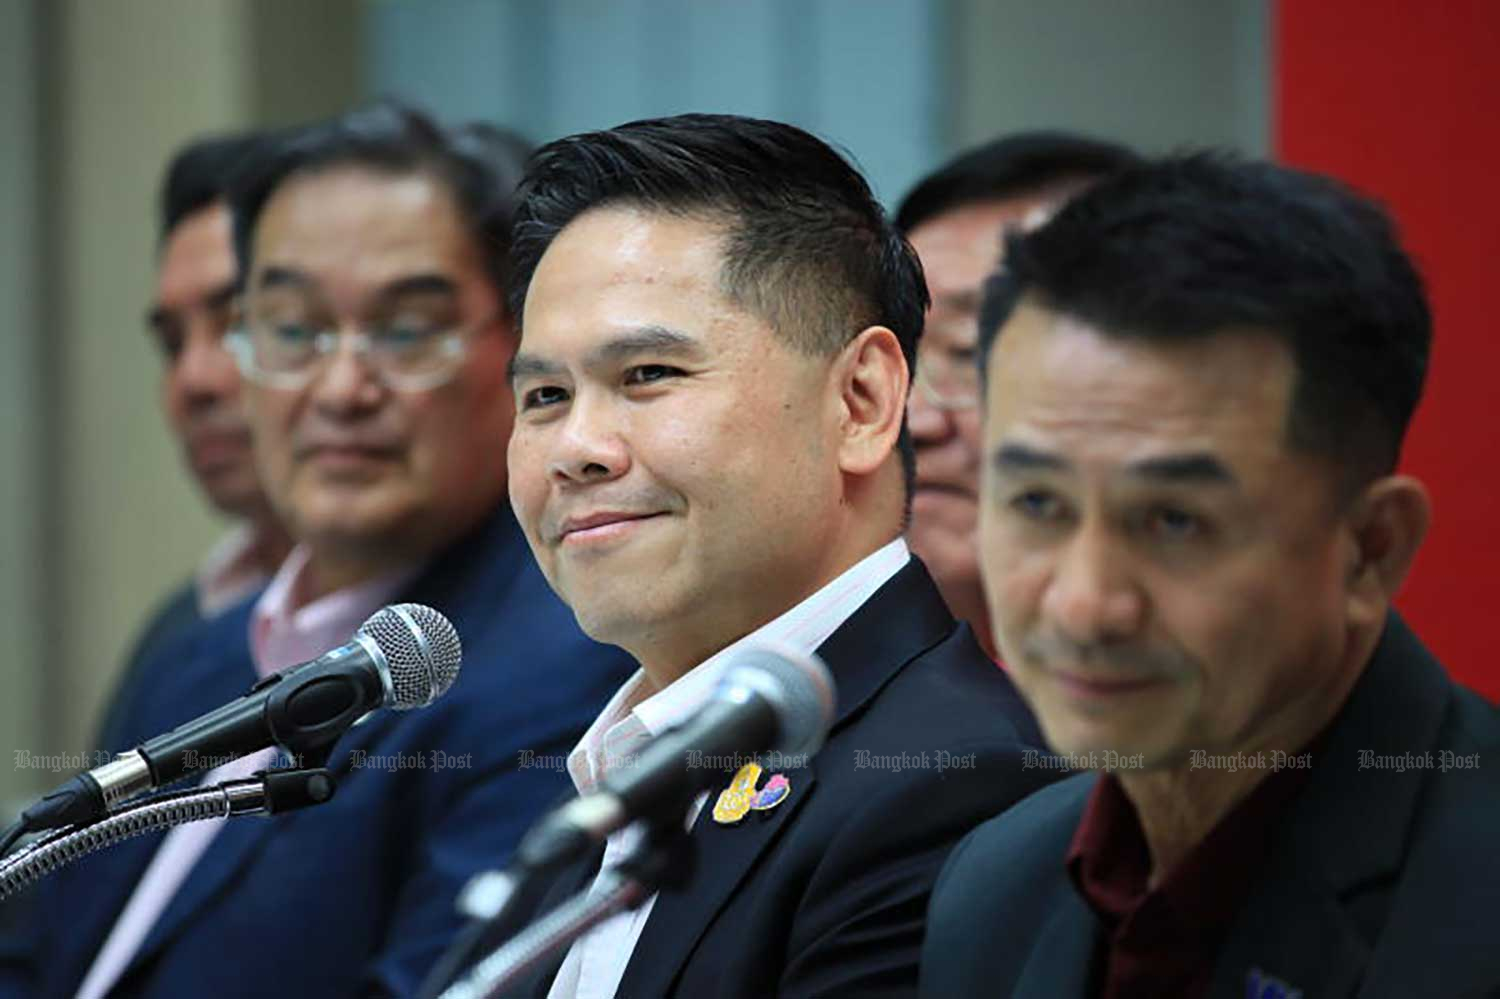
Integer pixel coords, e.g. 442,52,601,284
93,579,201,754
921,613,1500,999
0,504,636,998
492,557,1062,999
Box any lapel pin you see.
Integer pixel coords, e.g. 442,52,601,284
1246,967,1302,999
713,762,791,825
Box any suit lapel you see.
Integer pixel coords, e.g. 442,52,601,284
613,764,817,997
613,558,955,996
1210,614,1451,999
1209,873,1370,999
1011,886,1100,999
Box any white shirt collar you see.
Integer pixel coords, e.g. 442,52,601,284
566,537,910,792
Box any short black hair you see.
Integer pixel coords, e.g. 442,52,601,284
229,101,532,309
978,152,1431,492
160,130,267,243
895,130,1141,235
508,112,929,498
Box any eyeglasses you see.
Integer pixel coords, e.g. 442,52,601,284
226,314,494,391
912,346,981,411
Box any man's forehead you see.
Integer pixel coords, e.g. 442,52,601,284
541,204,727,279
254,168,472,266
984,304,1298,460
521,206,740,344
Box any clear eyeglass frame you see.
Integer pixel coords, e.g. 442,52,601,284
225,315,493,392
912,352,981,411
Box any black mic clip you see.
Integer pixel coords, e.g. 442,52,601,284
254,766,339,816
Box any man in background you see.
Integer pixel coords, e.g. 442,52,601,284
0,103,634,999
96,132,295,748
895,132,1138,658
922,154,1500,997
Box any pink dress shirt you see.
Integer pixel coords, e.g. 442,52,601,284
75,545,417,999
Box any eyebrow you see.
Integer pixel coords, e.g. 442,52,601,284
253,268,458,304
508,325,702,383
989,442,1237,485
145,280,239,333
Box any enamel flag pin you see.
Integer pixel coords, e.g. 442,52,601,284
1245,967,1302,999
712,762,791,824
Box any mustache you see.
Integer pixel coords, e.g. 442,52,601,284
1020,634,1197,679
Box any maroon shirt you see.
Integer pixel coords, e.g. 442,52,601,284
1065,756,1318,999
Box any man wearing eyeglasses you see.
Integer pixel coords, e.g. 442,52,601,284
896,133,1139,659
1,104,634,999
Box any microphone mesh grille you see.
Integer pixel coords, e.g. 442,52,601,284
357,603,463,709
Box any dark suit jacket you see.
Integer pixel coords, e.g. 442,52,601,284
493,558,1061,999
93,579,202,754
921,613,1500,999
0,504,636,999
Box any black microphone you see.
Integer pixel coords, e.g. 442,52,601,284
20,603,462,834
510,643,834,877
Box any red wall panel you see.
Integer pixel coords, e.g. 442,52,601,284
1276,1,1500,700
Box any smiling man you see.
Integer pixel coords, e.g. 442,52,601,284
494,114,1056,999
921,155,1500,998
1,104,633,999
895,132,1138,659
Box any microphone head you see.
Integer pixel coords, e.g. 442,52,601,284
357,603,463,709
719,644,835,758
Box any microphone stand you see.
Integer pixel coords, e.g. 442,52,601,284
0,767,337,901
434,816,693,999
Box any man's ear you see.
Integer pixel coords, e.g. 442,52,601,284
1345,474,1431,627
833,325,908,477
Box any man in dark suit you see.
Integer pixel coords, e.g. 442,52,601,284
0,103,635,998
921,154,1500,998
483,113,1058,999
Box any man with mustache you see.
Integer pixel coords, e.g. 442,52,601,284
0,103,634,999
490,113,1058,999
921,154,1500,997
896,132,1138,659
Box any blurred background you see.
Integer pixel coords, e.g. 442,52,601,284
1,0,1494,811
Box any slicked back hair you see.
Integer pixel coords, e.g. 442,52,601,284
507,113,929,500
896,129,1140,235
160,129,267,244
978,152,1431,495
229,101,531,311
